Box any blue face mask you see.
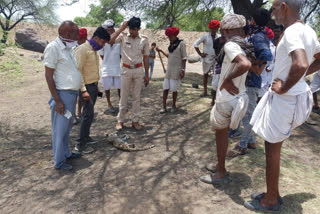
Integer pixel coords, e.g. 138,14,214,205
88,38,102,51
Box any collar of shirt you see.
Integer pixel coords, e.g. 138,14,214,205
127,33,141,39
55,37,67,50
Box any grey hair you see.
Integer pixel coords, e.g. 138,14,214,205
277,0,303,12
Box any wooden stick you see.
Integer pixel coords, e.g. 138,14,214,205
157,49,166,73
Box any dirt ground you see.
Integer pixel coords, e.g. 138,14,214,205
1,45,320,214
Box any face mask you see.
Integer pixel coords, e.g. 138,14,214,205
59,36,77,49
88,38,102,51
66,41,78,49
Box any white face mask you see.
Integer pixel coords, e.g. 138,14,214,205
66,41,78,49
59,36,77,49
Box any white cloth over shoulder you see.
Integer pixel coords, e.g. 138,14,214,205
250,89,313,143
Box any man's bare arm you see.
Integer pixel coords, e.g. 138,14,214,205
226,54,252,80
220,54,251,95
273,49,309,94
306,53,320,76
45,67,64,115
109,21,127,44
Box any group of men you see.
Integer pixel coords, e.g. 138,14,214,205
44,0,320,211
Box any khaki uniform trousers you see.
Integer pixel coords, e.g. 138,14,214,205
117,67,144,123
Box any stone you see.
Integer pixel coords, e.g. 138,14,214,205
15,28,48,53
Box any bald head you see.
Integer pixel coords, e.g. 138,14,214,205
58,21,79,41
275,0,303,13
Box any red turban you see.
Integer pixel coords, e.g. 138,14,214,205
265,27,274,40
208,20,220,29
165,27,180,37
79,28,87,39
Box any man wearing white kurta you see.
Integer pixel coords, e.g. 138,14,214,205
193,20,220,97
199,14,252,185
100,19,121,113
245,0,320,212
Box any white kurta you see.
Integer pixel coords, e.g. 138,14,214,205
250,23,320,143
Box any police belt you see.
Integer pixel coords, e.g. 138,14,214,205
123,63,143,69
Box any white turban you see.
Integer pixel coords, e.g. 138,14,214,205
220,14,246,30
102,19,115,29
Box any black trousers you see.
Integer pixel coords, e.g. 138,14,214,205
78,83,98,148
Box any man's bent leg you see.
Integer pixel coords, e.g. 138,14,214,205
261,141,283,206
214,128,229,179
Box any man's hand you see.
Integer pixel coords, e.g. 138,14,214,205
82,91,91,101
220,79,239,95
54,99,65,115
180,70,185,79
200,53,208,58
120,21,128,31
271,78,284,94
156,47,161,52
144,76,149,87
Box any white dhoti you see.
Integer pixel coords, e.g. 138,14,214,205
210,93,249,130
310,72,320,93
250,89,313,143
211,73,220,91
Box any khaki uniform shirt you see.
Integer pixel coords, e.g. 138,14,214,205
166,41,187,80
116,32,149,66
74,41,100,92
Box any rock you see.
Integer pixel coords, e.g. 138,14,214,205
15,28,48,53
19,53,24,56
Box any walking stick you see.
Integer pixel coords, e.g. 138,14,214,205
157,49,166,73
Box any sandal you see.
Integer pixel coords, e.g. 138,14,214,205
251,193,283,205
244,199,281,212
227,145,248,158
160,108,167,114
200,173,230,185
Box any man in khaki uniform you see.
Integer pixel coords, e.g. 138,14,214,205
109,17,150,130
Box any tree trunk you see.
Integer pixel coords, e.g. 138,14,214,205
1,30,9,44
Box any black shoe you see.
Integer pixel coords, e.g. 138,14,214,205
55,163,72,170
67,152,81,159
86,137,97,145
74,145,94,154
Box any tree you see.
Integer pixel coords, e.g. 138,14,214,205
0,0,58,44
111,0,320,28
74,0,124,27
146,7,224,32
